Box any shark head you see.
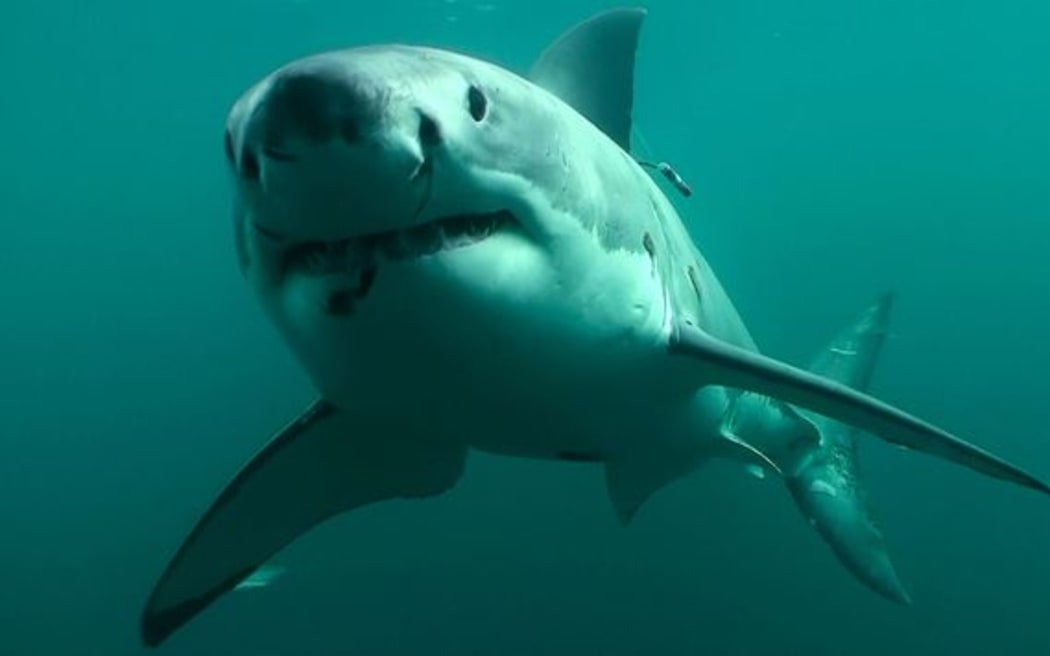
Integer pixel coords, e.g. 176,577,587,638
225,7,649,286
226,46,549,247
225,0,646,251
224,39,653,306
225,10,671,411
226,46,620,326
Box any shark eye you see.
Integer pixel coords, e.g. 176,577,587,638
467,84,488,122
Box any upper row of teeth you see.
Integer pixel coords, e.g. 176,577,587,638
294,215,504,275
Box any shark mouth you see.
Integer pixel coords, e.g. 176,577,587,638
283,210,516,276
278,210,516,315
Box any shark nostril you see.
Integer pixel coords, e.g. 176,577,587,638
418,112,441,148
259,62,384,145
241,150,261,181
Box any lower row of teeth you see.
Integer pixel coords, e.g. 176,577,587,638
292,214,505,276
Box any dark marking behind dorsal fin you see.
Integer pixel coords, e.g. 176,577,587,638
528,7,646,151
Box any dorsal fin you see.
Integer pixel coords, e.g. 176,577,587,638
528,8,646,151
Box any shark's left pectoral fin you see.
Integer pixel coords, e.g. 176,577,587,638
667,321,1050,496
529,7,646,151
141,400,466,647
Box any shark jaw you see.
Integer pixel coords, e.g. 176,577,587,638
277,209,519,278
261,206,523,317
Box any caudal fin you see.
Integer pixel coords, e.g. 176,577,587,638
786,293,911,604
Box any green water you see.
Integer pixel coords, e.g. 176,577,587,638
3,0,1049,653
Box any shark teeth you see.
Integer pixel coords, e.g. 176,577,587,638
285,210,514,276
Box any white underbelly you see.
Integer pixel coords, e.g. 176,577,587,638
257,230,712,460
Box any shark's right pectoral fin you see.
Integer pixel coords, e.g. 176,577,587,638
141,399,466,648
667,321,1050,497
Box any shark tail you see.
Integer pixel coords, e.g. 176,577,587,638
719,294,910,603
786,441,910,604
789,293,911,603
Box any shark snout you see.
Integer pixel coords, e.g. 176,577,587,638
227,56,444,241
229,58,443,183
257,60,384,150
226,61,385,185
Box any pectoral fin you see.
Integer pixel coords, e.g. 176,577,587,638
667,321,1050,496
141,400,466,647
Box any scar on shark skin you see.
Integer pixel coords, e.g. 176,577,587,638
642,231,657,277
323,290,355,316
687,265,703,303
324,266,378,316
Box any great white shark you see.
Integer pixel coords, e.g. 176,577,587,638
141,7,1049,646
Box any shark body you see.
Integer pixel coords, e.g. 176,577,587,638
141,8,1048,646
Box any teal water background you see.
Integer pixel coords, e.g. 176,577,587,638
3,0,1050,653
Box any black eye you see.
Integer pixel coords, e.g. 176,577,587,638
467,84,488,122
223,130,235,163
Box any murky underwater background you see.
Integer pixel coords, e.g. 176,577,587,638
3,0,1050,653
